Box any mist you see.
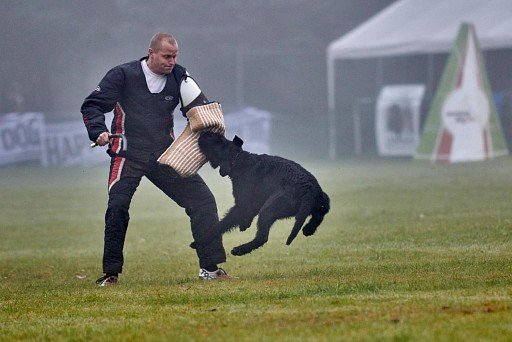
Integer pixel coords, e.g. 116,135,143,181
0,0,395,159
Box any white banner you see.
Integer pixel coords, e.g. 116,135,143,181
224,107,272,154
375,85,425,156
42,121,109,166
0,112,45,165
1,109,272,167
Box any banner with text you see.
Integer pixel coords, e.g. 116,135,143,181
0,112,45,165
1,109,271,167
415,23,508,162
42,121,108,166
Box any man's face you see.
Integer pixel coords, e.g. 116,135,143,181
148,41,179,75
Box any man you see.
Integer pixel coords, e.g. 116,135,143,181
81,33,228,286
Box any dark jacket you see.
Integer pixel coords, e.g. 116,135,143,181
81,57,186,162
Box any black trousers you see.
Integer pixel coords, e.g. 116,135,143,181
103,155,226,274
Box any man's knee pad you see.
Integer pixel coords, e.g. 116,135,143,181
107,193,132,211
105,193,132,226
192,196,218,217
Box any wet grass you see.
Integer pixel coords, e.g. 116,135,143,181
1,158,511,340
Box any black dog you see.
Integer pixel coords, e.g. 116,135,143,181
196,132,330,256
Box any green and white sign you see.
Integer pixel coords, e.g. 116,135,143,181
415,23,507,162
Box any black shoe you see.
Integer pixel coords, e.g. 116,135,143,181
95,274,119,286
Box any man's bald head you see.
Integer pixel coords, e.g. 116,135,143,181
149,32,177,52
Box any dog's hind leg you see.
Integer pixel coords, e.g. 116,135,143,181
231,191,296,256
285,196,315,245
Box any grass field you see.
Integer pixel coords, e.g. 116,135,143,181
1,158,512,341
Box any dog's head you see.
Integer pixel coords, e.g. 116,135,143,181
198,132,244,177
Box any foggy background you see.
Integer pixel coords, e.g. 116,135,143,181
3,0,511,160
0,0,395,158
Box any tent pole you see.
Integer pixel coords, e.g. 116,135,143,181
353,100,362,156
376,57,383,88
327,55,337,159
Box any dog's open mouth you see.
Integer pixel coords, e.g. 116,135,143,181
206,157,228,177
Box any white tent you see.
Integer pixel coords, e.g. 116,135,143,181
326,0,512,158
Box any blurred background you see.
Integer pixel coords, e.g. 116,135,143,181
0,0,510,162
0,0,394,161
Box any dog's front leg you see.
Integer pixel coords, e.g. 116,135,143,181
238,204,260,231
231,186,259,232
191,204,246,249
217,204,248,233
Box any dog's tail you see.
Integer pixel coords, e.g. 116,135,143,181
286,194,316,245
302,191,330,237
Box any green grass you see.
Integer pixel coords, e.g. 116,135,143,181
1,158,512,341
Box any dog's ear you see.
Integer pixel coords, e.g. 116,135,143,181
233,135,244,147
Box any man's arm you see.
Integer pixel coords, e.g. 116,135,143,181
81,66,125,143
179,72,210,116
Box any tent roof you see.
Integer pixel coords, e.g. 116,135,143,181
327,0,512,61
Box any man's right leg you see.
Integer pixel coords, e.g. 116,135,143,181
101,156,143,278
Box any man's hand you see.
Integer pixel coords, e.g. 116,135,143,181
95,132,111,146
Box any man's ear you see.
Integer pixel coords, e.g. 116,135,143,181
233,135,244,147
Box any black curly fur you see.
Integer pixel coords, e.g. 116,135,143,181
194,132,330,256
